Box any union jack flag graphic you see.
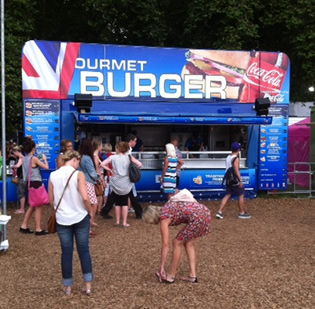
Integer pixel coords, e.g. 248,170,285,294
22,40,80,99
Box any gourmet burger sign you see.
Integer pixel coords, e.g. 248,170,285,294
22,41,290,103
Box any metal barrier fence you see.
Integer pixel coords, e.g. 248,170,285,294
269,162,315,197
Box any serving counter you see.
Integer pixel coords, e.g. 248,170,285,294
133,151,246,170
132,151,256,202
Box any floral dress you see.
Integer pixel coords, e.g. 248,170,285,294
160,201,211,241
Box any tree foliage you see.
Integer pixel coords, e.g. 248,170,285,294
1,0,315,137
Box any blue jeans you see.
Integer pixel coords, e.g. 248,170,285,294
57,214,93,286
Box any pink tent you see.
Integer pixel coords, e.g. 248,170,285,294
288,117,310,187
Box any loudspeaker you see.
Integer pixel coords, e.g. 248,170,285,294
255,98,271,116
74,93,93,113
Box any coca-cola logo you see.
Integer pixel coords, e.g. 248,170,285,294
244,62,284,90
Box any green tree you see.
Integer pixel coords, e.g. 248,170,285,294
1,0,38,138
2,0,315,140
257,0,315,101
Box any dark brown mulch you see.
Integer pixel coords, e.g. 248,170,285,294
1,198,315,309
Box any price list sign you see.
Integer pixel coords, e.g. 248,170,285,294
259,106,288,190
24,100,60,169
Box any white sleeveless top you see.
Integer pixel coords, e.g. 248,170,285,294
49,165,88,225
225,154,238,171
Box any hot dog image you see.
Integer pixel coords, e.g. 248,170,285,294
182,49,250,99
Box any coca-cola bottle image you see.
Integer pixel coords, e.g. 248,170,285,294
240,51,289,103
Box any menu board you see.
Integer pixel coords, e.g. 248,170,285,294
24,100,60,170
258,106,288,190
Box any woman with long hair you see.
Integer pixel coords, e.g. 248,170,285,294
19,138,50,235
92,139,105,214
78,138,99,230
48,150,93,296
11,146,26,214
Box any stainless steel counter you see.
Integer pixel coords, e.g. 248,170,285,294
132,151,246,170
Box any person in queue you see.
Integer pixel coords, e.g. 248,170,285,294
56,139,73,169
131,130,144,152
48,150,93,296
100,134,144,220
216,142,251,219
19,138,50,235
101,143,114,208
161,143,184,200
127,133,143,215
11,146,26,214
170,138,183,193
78,138,100,232
101,141,142,227
143,189,211,283
92,139,105,214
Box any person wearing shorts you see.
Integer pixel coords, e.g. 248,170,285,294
143,189,211,284
101,141,142,227
216,142,251,220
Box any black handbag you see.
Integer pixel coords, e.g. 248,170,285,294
129,155,141,183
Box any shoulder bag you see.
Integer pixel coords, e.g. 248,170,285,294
48,170,76,234
129,154,141,183
11,169,19,185
28,157,50,207
222,156,240,187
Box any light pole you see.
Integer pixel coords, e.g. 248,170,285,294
1,0,8,244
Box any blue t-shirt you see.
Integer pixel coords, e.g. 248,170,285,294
132,138,143,152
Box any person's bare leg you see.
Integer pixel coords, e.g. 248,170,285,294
115,206,121,225
97,196,103,214
218,194,231,213
15,197,25,213
34,206,43,231
181,240,197,281
90,204,98,226
21,207,34,228
122,206,129,226
168,238,184,280
238,194,245,214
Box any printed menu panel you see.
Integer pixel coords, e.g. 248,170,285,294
258,106,288,190
24,100,60,170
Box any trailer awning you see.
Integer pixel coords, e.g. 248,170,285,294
76,113,272,125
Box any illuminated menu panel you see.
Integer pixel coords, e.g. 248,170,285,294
24,100,60,170
259,106,288,190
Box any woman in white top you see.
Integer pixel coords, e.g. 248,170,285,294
48,150,93,296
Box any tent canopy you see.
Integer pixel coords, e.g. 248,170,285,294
288,117,310,187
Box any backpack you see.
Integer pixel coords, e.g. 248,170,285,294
222,156,240,187
129,155,141,183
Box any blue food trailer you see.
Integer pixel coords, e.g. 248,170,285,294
21,40,290,201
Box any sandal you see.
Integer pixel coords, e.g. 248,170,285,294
19,227,34,234
155,271,163,283
123,224,130,228
63,286,72,296
82,288,92,296
180,276,198,283
114,223,120,227
163,273,175,284
14,209,24,214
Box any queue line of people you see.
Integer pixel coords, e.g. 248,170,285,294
9,136,251,295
